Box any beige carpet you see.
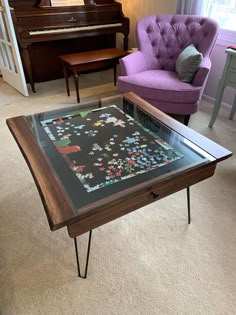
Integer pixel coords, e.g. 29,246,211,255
0,71,236,315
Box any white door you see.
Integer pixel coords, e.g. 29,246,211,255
0,0,28,96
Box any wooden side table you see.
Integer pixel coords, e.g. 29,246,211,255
59,48,128,103
209,48,236,127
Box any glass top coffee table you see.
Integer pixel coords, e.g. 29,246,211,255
7,92,232,278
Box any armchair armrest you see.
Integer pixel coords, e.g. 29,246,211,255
192,57,212,87
119,51,148,76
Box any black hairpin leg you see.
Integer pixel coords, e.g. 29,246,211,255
187,187,191,224
74,230,93,279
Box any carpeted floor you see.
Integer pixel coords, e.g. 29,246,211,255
0,70,236,315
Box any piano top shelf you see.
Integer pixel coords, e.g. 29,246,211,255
9,0,118,9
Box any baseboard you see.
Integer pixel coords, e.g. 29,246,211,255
202,93,232,112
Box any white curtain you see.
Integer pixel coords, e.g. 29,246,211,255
176,0,205,15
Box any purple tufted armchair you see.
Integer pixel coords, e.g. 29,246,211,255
118,14,219,125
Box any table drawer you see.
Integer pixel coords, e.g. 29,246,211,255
68,163,216,237
226,70,236,88
230,55,236,70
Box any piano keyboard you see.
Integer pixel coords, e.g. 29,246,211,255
29,23,122,36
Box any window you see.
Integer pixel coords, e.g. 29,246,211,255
205,0,236,31
203,0,236,45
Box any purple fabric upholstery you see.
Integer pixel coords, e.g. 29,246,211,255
118,14,219,115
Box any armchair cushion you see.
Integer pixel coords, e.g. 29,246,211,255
118,70,202,104
176,44,203,83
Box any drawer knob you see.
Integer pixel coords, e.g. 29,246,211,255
151,192,159,199
68,17,76,22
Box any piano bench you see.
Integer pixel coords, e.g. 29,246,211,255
59,48,128,103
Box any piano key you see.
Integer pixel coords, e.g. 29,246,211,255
29,23,122,35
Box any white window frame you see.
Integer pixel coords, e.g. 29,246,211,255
204,0,236,46
217,29,236,46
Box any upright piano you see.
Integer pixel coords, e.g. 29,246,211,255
10,0,130,92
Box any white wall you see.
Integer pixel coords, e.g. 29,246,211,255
118,0,234,109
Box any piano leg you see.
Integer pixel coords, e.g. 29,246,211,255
124,35,129,51
21,46,36,93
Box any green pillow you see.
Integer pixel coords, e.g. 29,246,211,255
176,44,203,83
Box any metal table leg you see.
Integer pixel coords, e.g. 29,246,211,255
74,230,93,279
187,187,191,224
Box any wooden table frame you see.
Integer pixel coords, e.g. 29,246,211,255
6,92,232,278
59,48,128,103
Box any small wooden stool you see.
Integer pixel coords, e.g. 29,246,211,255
59,48,128,103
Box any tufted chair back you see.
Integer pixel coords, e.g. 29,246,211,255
136,14,218,72
118,14,219,125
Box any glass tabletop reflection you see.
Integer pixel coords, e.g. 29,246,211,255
25,94,215,211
